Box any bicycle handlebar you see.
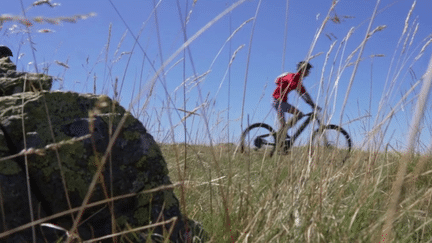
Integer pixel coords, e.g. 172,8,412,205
304,111,322,125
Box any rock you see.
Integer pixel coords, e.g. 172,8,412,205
0,57,16,74
0,72,53,96
0,87,206,240
0,57,52,96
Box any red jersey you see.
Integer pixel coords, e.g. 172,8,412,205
272,72,306,102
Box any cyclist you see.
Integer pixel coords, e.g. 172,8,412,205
272,61,320,145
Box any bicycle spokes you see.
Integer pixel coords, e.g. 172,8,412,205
312,125,352,163
240,123,277,155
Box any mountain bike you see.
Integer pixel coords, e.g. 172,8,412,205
239,111,352,163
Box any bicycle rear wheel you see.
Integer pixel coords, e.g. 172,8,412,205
311,124,352,163
240,123,277,156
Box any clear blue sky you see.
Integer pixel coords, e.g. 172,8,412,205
1,0,432,152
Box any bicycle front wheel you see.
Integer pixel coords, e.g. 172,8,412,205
240,123,277,156
311,125,352,163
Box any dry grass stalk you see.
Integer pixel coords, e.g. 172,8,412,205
381,53,432,241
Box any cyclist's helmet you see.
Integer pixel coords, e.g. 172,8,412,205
296,61,312,72
0,46,13,58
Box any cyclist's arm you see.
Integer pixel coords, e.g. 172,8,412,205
297,87,318,109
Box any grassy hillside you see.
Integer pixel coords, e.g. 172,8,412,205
161,143,432,242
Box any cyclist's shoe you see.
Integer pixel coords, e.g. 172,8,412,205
277,149,290,155
275,145,290,155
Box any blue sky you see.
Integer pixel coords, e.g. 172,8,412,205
1,0,432,152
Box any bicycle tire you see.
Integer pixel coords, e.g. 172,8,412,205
311,124,352,163
240,123,277,155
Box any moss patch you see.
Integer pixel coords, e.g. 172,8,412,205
0,160,21,175
123,130,141,141
134,205,151,226
135,156,148,169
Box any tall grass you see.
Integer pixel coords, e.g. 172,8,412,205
155,0,432,242
1,0,432,242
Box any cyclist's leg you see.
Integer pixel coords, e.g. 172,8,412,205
285,104,304,130
274,101,301,128
273,100,285,128
273,100,304,141
273,100,291,151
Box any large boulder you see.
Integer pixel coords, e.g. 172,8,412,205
0,78,205,241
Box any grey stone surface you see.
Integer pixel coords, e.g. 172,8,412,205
0,57,52,96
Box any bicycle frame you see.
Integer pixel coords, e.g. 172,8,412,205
281,112,320,150
251,112,321,150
